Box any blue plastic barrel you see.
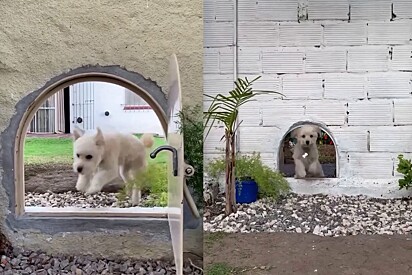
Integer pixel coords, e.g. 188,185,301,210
235,178,258,204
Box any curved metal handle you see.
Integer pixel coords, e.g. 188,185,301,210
150,145,178,176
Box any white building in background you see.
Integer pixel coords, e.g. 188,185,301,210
203,0,412,198
29,82,164,136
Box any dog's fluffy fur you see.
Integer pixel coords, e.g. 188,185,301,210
291,125,324,179
72,126,154,205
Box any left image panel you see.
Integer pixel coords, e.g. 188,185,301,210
0,1,203,274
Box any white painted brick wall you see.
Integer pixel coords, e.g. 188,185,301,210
238,126,283,153
348,100,393,126
305,100,346,125
347,46,390,72
394,99,412,125
203,22,234,47
344,152,394,178
282,74,323,99
238,100,265,127
367,73,412,98
323,23,367,46
370,126,412,152
215,0,235,21
308,0,349,20
204,0,234,22
203,74,234,98
238,22,279,47
393,0,412,19
305,48,347,73
238,0,298,22
349,0,392,21
261,100,306,126
329,126,368,152
324,73,366,99
203,47,234,74
262,49,305,74
238,47,262,74
204,126,225,154
238,74,282,102
391,46,412,71
257,0,298,21
368,22,412,45
239,99,310,128
279,23,322,46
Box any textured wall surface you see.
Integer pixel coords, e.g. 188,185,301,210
204,0,412,197
0,0,202,258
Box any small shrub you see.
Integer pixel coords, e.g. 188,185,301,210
207,152,290,201
119,162,168,207
177,104,203,209
397,154,412,190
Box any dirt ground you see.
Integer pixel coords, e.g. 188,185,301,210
204,232,412,275
25,163,123,193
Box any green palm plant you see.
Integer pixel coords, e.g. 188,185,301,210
204,76,283,215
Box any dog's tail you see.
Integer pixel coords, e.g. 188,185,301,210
140,133,155,148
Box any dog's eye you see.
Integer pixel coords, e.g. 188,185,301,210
76,154,80,158
86,155,93,160
302,135,305,138
310,135,313,138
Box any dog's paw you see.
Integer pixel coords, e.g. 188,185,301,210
84,185,102,195
75,180,89,193
294,173,306,179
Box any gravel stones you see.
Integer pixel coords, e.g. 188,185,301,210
25,191,155,208
0,250,202,274
204,193,412,237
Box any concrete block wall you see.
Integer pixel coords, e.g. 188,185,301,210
204,0,412,186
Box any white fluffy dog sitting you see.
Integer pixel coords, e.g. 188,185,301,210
72,126,154,205
291,125,325,179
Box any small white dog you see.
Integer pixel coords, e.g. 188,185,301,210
72,126,154,205
291,125,324,179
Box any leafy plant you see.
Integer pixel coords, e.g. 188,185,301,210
119,162,168,207
397,154,412,190
207,153,290,201
204,76,283,215
177,104,203,209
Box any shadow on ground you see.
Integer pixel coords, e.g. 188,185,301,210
204,232,412,275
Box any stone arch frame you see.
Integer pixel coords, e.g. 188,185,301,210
1,65,171,233
276,120,339,178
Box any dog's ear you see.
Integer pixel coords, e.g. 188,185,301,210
95,127,105,146
290,128,299,138
73,126,85,141
313,126,322,138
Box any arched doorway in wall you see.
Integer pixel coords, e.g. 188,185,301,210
278,122,338,179
24,80,167,211
13,66,172,217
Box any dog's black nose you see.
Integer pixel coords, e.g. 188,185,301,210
77,167,83,173
306,140,310,145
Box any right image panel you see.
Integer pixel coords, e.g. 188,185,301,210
203,0,412,274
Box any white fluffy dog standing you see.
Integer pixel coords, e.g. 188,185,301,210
72,126,154,205
291,125,325,179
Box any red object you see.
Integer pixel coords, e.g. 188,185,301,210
123,105,152,110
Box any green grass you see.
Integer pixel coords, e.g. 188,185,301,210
24,135,167,165
206,263,235,275
204,232,229,248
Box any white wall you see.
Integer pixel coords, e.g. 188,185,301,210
204,0,412,197
70,82,164,135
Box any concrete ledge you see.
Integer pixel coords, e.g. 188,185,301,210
288,178,412,199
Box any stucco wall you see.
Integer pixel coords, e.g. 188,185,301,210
0,0,201,259
204,0,412,197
